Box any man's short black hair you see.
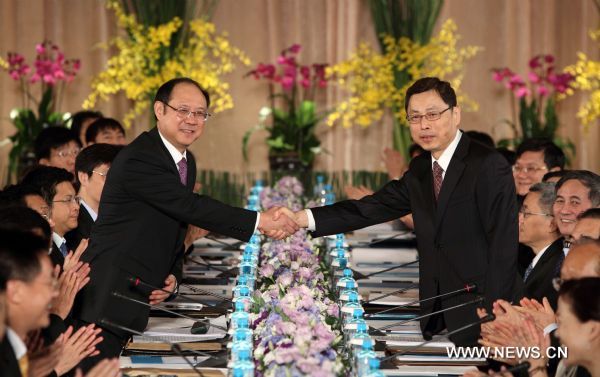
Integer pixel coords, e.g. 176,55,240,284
0,184,45,209
0,229,48,283
69,110,103,140
516,138,566,170
579,208,600,220
559,277,600,323
555,170,600,207
543,170,570,182
405,77,457,113
34,127,81,160
85,118,126,144
154,78,211,113
0,206,52,245
75,144,123,183
465,131,495,148
20,166,74,204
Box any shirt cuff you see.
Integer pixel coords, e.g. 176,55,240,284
543,322,558,336
306,209,316,231
254,212,261,233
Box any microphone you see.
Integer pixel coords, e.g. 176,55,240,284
185,257,237,279
205,236,243,250
364,284,477,318
357,259,419,280
490,361,531,376
111,291,228,332
380,313,495,362
366,231,411,246
129,276,221,308
362,283,419,304
99,318,222,374
371,296,484,333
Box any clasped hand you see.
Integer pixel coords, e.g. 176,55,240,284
258,207,309,240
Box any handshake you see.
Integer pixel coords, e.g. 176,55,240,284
257,207,309,240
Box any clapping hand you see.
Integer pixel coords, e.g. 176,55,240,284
54,325,103,375
258,207,299,239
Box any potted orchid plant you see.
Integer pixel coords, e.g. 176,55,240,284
1,40,80,178
492,54,576,156
243,44,329,171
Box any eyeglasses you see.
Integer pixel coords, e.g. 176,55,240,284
54,148,81,158
512,165,548,174
162,102,211,122
52,196,81,205
519,209,554,219
406,107,452,124
92,170,109,178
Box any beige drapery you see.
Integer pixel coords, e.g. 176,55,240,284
1,0,598,185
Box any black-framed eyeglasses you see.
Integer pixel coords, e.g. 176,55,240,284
406,107,452,124
162,102,211,122
52,196,81,205
54,148,81,158
519,209,554,219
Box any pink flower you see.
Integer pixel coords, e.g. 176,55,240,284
492,70,504,82
280,75,295,91
288,44,302,54
515,86,530,98
260,264,275,278
528,72,541,83
300,78,310,88
529,55,542,69
537,85,549,97
300,66,310,78
35,43,46,54
544,55,555,64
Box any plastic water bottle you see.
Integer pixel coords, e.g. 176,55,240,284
339,282,359,305
230,331,252,364
355,338,377,376
349,322,372,356
344,307,366,343
230,301,249,331
233,285,254,308
254,179,264,195
341,291,363,323
232,327,253,344
336,268,356,294
229,348,254,377
314,175,326,201
324,184,336,205
364,358,385,377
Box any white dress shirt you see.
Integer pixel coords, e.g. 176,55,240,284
306,131,463,231
529,243,552,270
157,129,260,231
52,232,67,253
6,327,27,360
80,199,98,222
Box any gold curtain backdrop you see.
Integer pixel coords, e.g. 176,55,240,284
1,0,598,183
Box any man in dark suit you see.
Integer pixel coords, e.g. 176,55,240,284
73,77,298,366
293,77,520,346
519,182,564,308
21,167,80,267
66,143,123,250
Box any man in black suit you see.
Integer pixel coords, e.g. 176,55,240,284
74,77,298,366
21,167,80,267
519,182,563,308
66,143,122,250
292,77,520,346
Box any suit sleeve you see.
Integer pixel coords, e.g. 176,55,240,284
311,175,412,237
475,153,521,303
120,152,257,242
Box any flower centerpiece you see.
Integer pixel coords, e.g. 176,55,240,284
243,44,329,171
0,40,80,177
251,176,345,376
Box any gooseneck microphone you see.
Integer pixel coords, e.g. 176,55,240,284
364,284,477,318
380,313,495,362
371,296,485,333
129,277,218,308
355,259,419,281
99,318,217,376
185,257,237,279
111,291,228,332
362,284,419,304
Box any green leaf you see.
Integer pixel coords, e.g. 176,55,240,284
242,124,266,161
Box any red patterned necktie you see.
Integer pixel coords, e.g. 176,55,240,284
433,161,444,201
177,157,187,185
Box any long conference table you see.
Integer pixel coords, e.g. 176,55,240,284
118,222,485,376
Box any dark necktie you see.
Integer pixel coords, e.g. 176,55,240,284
432,161,444,201
523,262,534,282
177,157,187,185
59,242,68,257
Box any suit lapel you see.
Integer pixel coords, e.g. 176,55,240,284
434,136,469,234
413,154,436,220
148,127,186,183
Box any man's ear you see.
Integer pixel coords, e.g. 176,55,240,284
78,171,89,187
153,101,164,121
452,106,461,127
6,280,24,305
